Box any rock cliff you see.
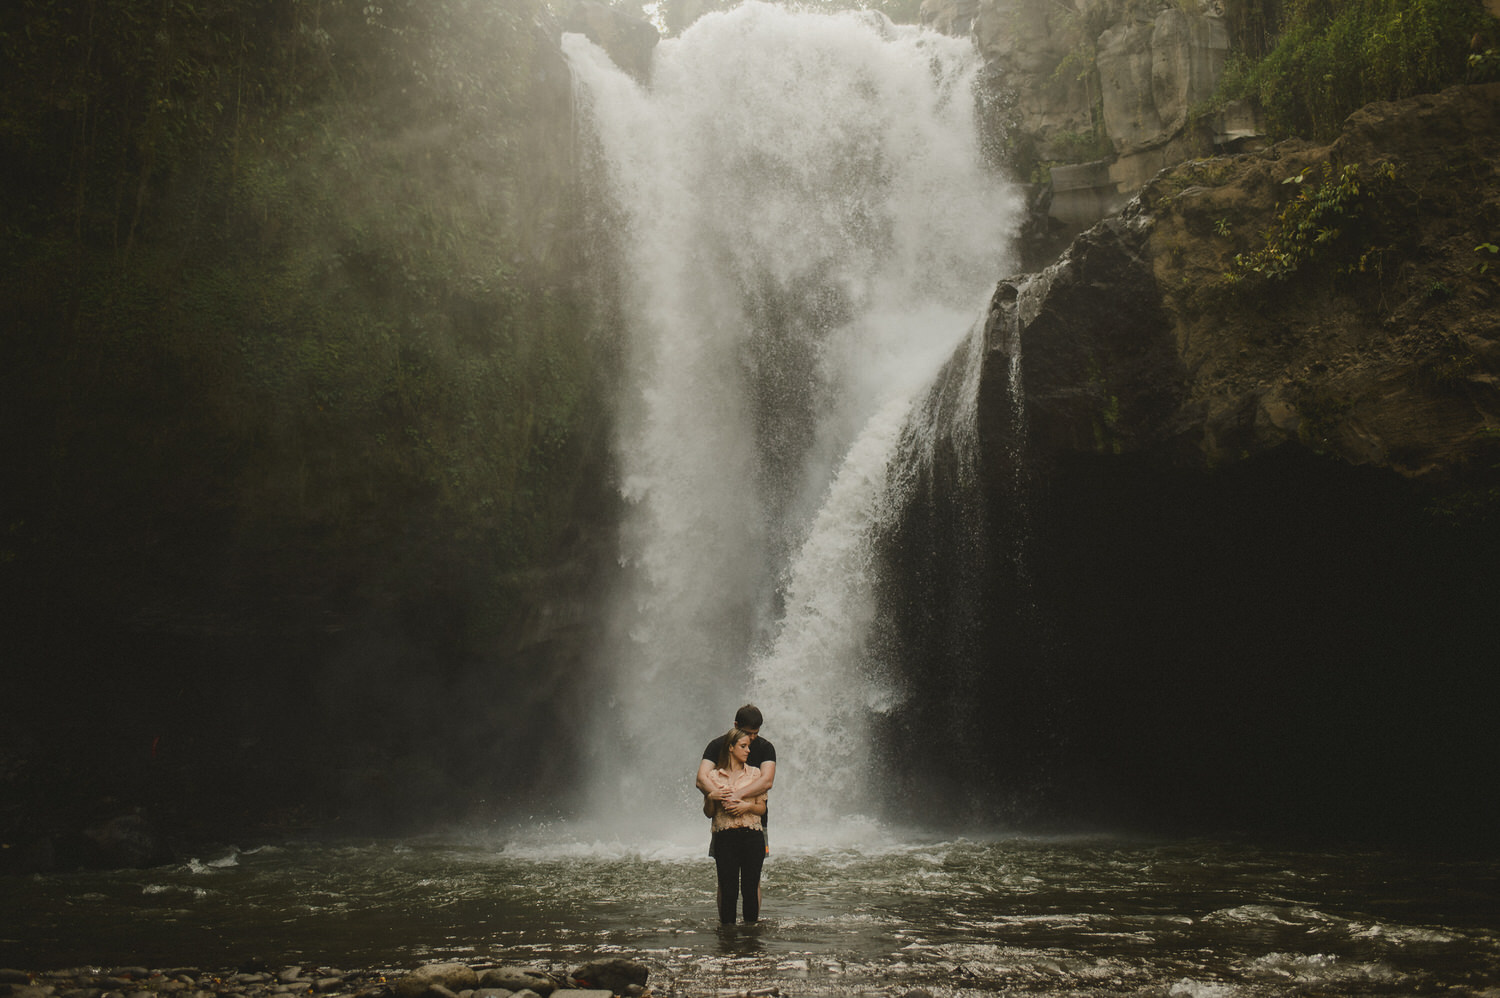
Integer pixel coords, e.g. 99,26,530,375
880,84,1500,840
925,0,1249,241
987,82,1500,480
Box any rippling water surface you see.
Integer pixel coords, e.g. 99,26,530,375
7,830,1498,997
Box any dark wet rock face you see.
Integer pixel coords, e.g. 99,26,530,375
880,84,1500,843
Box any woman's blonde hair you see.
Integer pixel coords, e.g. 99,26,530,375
716,727,755,770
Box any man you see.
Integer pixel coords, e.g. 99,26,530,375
697,703,776,828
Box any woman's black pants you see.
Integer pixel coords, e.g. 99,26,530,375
713,827,765,924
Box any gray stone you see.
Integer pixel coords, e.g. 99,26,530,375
570,960,649,996
394,967,477,998
922,0,1249,236
277,969,303,986
476,971,553,998
556,0,659,83
8,988,51,998
1050,161,1123,229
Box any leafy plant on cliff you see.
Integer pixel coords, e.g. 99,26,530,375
1477,242,1499,274
1212,0,1498,140
1227,160,1398,283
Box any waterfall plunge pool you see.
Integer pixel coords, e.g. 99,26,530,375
7,830,1498,996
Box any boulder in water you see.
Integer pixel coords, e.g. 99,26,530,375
394,965,477,998
477,969,556,997
570,960,648,995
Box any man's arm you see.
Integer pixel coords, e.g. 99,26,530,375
734,760,775,801
695,757,719,796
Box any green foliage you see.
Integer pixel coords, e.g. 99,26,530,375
1212,0,1497,140
1227,160,1397,282
1477,242,1499,274
1415,343,1479,393
1426,486,1500,527
0,0,608,643
1049,127,1114,163
1471,48,1500,81
1292,390,1354,451
1224,0,1285,58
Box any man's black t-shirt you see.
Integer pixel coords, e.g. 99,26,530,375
702,734,776,826
702,734,777,769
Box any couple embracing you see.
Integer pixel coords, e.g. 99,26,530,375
694,704,776,925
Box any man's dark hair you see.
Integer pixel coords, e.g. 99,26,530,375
734,704,763,729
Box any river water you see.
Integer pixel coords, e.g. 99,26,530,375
7,828,1498,996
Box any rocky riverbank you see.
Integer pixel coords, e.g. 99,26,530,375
0,959,774,998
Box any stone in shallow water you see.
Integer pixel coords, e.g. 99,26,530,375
476,971,553,997
570,961,648,996
395,965,477,998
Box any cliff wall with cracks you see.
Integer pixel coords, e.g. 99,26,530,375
925,0,1249,249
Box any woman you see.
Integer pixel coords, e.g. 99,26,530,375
703,726,768,924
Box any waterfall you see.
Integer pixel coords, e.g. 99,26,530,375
565,2,1020,836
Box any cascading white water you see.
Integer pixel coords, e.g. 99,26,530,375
565,2,1020,837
